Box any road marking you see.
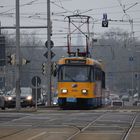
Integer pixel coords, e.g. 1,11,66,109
27,132,46,140
12,116,29,122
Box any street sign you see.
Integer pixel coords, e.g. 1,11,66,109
32,76,41,87
45,40,54,48
44,51,55,59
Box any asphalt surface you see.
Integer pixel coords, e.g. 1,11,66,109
0,108,140,140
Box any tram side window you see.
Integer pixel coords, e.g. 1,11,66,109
102,71,105,88
94,68,102,81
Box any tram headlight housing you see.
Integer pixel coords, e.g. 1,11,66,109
81,89,88,95
61,89,68,94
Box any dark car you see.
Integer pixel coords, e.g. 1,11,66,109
0,87,35,110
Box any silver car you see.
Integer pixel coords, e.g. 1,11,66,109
0,87,35,110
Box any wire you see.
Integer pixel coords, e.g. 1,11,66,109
0,0,39,15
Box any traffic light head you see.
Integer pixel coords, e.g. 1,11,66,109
22,58,30,65
102,13,108,27
102,20,108,27
42,63,47,75
7,54,16,65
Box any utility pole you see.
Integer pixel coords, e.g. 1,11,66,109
47,0,51,106
15,0,21,111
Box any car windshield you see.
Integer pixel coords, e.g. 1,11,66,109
11,87,32,96
58,65,92,82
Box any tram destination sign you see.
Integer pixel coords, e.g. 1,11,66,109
65,59,86,64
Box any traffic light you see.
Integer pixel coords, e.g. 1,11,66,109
102,13,108,27
7,54,16,65
51,62,57,76
22,58,30,65
42,63,47,75
102,20,108,27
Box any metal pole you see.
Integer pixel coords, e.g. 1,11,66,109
35,77,38,110
47,0,51,106
130,19,134,99
15,0,21,111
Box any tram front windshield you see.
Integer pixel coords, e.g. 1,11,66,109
58,65,92,82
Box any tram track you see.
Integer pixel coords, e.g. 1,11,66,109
66,112,107,140
0,111,139,140
121,113,139,140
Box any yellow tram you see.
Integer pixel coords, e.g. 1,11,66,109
57,57,105,108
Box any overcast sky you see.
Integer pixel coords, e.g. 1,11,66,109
0,0,140,45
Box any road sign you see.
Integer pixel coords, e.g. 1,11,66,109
45,40,54,48
44,51,55,59
32,76,41,87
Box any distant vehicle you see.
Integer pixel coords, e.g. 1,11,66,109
121,95,129,102
133,100,140,106
52,97,58,106
111,100,124,107
109,94,120,100
104,98,111,105
0,87,35,110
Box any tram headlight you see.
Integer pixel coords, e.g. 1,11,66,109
61,89,68,94
81,89,88,95
26,95,32,100
7,96,13,101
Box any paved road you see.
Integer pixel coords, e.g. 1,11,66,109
0,109,140,140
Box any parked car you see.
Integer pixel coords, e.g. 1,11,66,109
0,87,35,110
133,100,140,106
121,95,129,102
111,99,124,107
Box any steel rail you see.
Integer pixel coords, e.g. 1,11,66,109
66,112,107,140
121,113,139,140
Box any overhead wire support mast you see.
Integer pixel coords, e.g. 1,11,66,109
47,0,52,106
15,0,21,111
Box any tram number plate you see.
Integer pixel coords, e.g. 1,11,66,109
67,98,76,102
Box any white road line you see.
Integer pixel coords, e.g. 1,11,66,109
27,132,46,140
12,116,29,122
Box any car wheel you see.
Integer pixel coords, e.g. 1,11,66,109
1,101,6,110
1,106,5,110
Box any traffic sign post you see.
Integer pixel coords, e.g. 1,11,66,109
32,76,41,109
46,0,52,107
44,51,55,59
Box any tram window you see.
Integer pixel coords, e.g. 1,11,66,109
58,65,91,82
102,71,105,88
95,68,102,81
